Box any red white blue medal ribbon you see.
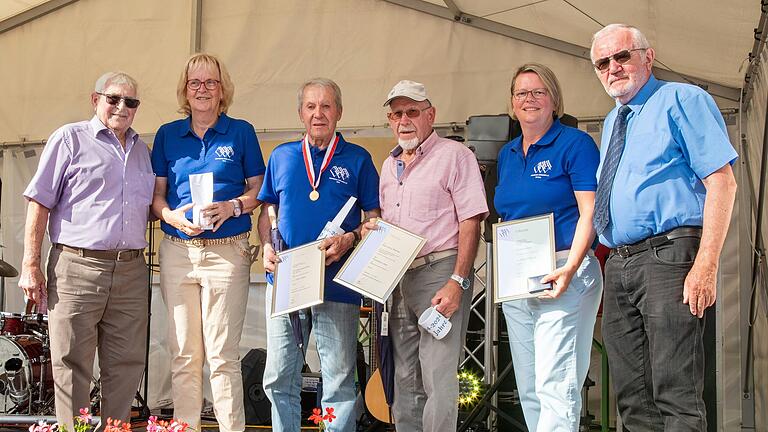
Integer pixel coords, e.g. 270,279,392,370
302,133,339,201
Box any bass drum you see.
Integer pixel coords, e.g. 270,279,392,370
0,335,54,414
0,313,27,336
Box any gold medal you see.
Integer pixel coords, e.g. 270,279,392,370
303,134,339,205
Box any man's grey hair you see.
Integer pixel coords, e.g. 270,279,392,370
297,78,343,112
94,71,139,95
591,24,651,59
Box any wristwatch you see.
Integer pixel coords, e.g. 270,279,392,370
229,199,242,217
450,274,471,290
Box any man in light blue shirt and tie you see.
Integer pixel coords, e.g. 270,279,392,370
590,24,737,431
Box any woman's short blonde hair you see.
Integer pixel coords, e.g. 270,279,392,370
176,53,235,116
509,63,564,120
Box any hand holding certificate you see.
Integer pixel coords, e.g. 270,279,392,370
271,240,326,317
334,219,425,303
493,213,556,302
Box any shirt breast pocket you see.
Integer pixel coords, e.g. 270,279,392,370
135,171,156,206
407,187,447,222
624,132,669,172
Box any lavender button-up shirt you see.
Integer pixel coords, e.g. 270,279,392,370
24,116,155,250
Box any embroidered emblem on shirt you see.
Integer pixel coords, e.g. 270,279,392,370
329,165,351,184
215,145,235,162
531,160,552,178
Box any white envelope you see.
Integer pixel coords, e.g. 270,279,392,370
189,172,214,230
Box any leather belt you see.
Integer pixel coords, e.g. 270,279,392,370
55,244,143,262
409,249,458,270
165,232,248,248
611,227,702,259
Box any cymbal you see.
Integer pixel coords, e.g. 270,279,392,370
0,259,18,278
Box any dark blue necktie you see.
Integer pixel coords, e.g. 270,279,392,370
593,105,632,235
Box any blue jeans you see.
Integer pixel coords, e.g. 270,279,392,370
263,284,359,432
502,252,603,432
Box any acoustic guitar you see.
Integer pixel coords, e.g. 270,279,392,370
364,306,392,424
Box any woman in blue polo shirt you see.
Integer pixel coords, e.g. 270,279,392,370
495,63,603,432
150,53,265,432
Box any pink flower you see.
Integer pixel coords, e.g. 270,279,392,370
29,420,57,432
78,407,93,423
145,416,188,432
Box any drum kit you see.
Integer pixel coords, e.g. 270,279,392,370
0,258,55,416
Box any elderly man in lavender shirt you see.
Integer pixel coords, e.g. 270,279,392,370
365,80,489,432
19,71,154,429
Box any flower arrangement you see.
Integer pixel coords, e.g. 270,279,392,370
307,407,336,430
27,408,190,432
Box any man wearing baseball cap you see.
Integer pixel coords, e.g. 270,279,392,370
370,80,488,431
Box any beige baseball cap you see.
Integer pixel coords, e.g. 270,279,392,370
383,80,429,106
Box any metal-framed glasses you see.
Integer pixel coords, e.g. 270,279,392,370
387,105,432,121
512,88,548,101
593,48,648,72
187,79,221,90
97,93,140,109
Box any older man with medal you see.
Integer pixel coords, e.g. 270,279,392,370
257,77,380,431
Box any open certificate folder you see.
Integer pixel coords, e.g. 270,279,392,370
334,219,426,304
493,213,556,302
271,240,325,317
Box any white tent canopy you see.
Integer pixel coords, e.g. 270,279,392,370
1,0,766,430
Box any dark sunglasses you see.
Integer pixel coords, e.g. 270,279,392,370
593,48,647,72
387,105,431,121
97,92,140,109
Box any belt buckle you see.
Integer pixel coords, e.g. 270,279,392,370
191,238,205,248
115,250,131,261
616,246,631,258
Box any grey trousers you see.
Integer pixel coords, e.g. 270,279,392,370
390,255,472,432
46,246,148,430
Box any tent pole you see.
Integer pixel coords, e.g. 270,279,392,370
190,0,202,53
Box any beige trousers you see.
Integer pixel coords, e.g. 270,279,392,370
159,237,251,432
390,255,473,432
46,246,148,431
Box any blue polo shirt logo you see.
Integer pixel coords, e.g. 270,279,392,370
329,165,351,184
531,160,552,178
215,145,235,162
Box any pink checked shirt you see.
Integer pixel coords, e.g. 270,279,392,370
380,131,489,257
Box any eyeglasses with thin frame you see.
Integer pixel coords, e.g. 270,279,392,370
512,88,549,101
387,105,432,121
593,48,648,72
187,79,221,90
97,93,140,109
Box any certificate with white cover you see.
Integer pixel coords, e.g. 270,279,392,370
271,241,325,317
493,213,556,302
334,219,426,304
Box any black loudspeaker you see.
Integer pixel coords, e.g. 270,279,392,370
465,114,519,164
241,348,271,425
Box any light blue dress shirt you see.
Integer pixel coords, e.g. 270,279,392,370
597,75,738,248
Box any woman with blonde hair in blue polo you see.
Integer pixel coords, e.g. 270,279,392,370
495,63,603,431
